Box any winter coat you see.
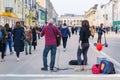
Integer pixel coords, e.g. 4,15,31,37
32,28,37,46
41,23,62,46
13,27,25,52
60,26,71,38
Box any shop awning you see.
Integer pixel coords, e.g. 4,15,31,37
0,12,18,18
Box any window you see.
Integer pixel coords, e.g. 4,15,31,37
5,7,13,12
64,20,66,23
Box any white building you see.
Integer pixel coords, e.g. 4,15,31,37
58,14,84,27
95,1,113,27
112,0,120,29
45,0,58,24
36,2,45,26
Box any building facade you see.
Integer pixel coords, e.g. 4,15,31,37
36,2,45,26
112,0,120,29
58,14,84,27
36,0,45,8
24,0,37,26
45,0,58,24
85,5,97,26
95,1,113,27
0,0,19,26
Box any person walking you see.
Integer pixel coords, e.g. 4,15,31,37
32,27,37,50
0,25,7,62
4,23,13,55
13,21,25,61
115,26,118,34
24,25,33,55
71,27,74,35
60,23,71,52
41,19,62,71
74,20,91,71
97,23,105,43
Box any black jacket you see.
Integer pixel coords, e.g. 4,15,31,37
79,26,91,43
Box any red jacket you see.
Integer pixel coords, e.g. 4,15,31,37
41,24,62,46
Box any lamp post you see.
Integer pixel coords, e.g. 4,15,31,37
45,8,47,25
21,0,24,26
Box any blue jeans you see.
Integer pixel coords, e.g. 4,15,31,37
38,33,40,39
43,46,57,70
77,43,89,65
5,38,13,53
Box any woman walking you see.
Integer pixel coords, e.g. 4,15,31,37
60,23,71,51
4,23,13,55
13,21,25,61
32,27,37,50
74,20,91,71
24,25,33,55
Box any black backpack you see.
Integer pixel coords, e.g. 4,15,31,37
69,60,84,65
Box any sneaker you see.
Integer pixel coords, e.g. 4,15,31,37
41,67,48,71
17,58,20,61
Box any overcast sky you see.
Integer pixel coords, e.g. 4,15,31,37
50,0,110,16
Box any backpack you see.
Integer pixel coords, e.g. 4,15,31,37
69,60,84,65
0,28,3,40
100,60,116,74
92,64,101,74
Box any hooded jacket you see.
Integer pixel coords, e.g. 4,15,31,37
60,26,71,38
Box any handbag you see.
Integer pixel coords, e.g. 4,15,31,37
49,26,61,47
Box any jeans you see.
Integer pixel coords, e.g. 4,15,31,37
5,38,13,54
38,33,40,39
43,46,57,70
77,43,89,65
62,37,68,48
97,34,102,43
24,39,32,54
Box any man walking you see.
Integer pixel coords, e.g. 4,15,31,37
97,23,105,43
41,19,62,71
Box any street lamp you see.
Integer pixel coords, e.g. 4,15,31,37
45,8,47,25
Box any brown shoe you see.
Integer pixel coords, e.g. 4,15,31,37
74,66,83,71
83,65,87,71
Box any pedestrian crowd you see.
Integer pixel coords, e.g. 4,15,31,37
0,19,117,72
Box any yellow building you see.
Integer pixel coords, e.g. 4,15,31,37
0,0,19,26
24,8,36,27
36,0,45,8
24,7,30,26
14,0,23,20
85,5,97,26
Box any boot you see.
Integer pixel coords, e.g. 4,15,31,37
83,65,87,71
74,66,83,71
